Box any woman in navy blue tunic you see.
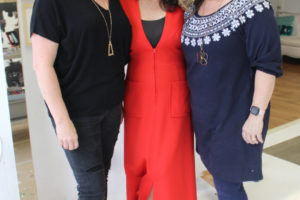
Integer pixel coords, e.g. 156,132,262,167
181,0,282,199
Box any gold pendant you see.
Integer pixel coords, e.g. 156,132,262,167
197,47,208,66
108,41,114,56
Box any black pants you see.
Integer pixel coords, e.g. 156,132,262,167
51,104,122,200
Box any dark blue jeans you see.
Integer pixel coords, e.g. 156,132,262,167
51,104,122,200
213,177,248,200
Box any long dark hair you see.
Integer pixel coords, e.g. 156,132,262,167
160,0,179,11
193,0,204,12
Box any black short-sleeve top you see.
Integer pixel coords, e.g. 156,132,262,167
31,0,131,117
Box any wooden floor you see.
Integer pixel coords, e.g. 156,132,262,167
264,136,300,165
269,62,300,129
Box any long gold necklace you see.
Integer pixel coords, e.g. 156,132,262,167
90,0,114,56
197,0,226,66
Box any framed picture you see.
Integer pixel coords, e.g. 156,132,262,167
22,3,32,46
0,1,20,49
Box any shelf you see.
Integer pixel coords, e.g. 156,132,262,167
7,86,24,92
3,48,21,60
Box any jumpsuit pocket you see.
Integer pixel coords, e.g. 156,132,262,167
170,81,191,117
124,81,150,118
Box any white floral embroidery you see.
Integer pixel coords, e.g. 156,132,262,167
182,0,271,47
222,28,231,37
246,9,254,18
212,33,221,42
255,4,264,12
239,16,246,24
231,19,240,31
197,38,203,46
263,1,270,8
204,36,211,45
191,38,196,47
184,37,190,46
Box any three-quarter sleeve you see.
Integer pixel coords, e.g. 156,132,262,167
30,0,62,43
244,6,283,77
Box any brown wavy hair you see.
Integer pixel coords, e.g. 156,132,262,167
160,0,179,11
193,0,204,12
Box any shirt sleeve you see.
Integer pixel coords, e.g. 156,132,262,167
244,5,283,77
30,0,61,43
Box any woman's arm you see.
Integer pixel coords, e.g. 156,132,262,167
32,33,79,150
242,70,276,145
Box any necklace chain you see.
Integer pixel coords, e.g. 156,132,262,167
90,0,114,56
197,0,226,66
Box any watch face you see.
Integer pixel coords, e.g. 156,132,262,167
250,106,260,116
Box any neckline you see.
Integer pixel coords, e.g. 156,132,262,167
136,1,168,49
142,17,166,23
93,0,110,11
196,0,234,18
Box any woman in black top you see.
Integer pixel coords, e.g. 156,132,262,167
31,0,131,199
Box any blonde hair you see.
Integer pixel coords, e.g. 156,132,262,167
178,0,194,11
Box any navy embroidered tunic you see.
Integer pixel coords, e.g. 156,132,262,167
181,0,282,182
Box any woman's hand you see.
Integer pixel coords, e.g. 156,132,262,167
242,70,275,145
242,114,264,145
56,120,79,150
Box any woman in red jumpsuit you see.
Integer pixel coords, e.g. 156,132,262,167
121,0,197,199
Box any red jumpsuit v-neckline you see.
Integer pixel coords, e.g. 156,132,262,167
121,1,197,199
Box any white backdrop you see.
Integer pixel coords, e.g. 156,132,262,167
107,124,127,200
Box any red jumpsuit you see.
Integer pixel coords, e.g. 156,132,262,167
121,1,197,199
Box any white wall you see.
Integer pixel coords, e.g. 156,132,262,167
0,31,20,200
107,124,127,200
271,0,300,14
280,0,300,13
18,0,127,199
269,0,279,14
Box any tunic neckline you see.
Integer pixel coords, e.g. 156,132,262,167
182,0,271,46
